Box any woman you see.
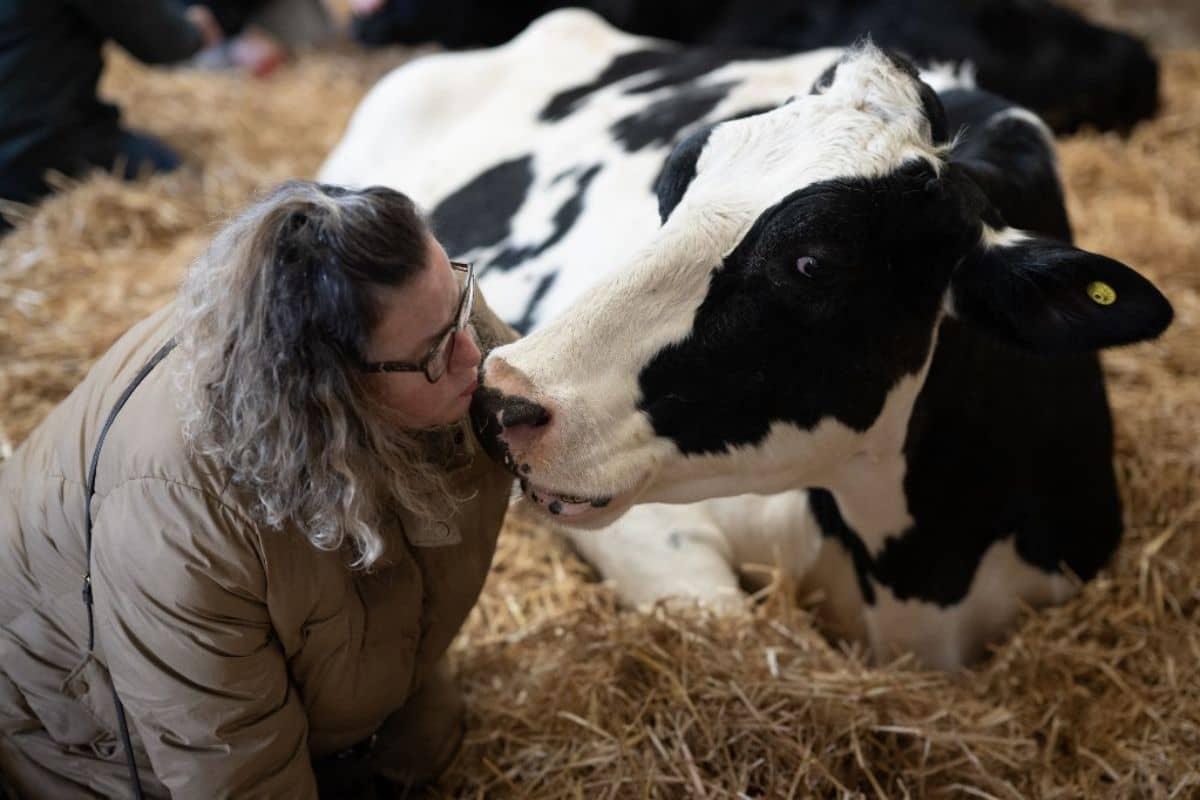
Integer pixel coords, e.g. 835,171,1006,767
0,181,515,797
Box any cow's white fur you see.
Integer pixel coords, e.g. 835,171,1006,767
569,489,822,612
320,9,1071,668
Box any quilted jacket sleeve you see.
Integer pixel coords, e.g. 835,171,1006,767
91,478,317,800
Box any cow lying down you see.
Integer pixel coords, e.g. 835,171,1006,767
320,10,1173,669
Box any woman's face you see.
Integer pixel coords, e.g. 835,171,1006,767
364,236,483,429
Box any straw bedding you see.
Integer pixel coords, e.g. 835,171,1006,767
0,7,1197,798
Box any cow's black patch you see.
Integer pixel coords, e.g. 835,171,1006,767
810,60,839,94
652,123,715,223
638,160,975,455
487,163,603,272
512,272,557,335
539,48,679,122
621,46,782,95
430,155,535,257
541,45,782,123
611,80,738,152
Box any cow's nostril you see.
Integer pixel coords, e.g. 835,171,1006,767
501,398,551,429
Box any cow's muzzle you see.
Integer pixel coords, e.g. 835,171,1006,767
470,386,552,473
470,385,629,519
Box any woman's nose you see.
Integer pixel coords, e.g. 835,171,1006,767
453,329,482,373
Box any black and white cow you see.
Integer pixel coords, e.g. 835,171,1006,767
352,0,1159,133
320,10,1172,668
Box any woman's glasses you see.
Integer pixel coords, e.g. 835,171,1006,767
360,261,475,383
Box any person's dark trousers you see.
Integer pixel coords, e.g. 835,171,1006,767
111,128,182,178
0,128,181,234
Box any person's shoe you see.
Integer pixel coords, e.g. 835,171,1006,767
188,27,287,78
229,27,287,78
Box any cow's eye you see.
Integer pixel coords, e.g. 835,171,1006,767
796,255,820,277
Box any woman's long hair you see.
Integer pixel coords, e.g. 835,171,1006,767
174,180,458,569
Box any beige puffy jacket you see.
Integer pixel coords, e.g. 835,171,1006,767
0,297,515,798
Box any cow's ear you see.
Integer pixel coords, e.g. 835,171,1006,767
949,229,1173,354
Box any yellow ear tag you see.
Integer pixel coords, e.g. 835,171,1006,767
1087,281,1117,306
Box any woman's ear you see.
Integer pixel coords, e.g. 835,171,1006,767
949,228,1173,354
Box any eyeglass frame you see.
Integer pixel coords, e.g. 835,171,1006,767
359,260,475,383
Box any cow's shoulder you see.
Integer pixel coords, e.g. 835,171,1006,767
897,318,1123,590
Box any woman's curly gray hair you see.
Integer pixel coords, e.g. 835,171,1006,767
174,180,459,569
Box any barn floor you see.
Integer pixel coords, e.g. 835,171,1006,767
1,7,1198,799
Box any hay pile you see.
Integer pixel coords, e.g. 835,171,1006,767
1,13,1198,800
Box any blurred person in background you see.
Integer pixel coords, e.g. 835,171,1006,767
184,0,338,78
0,0,328,235
0,0,223,233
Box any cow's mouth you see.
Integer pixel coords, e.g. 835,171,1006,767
519,477,614,518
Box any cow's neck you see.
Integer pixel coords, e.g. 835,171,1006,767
821,343,936,551
826,450,913,552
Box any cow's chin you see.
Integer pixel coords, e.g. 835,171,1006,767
517,472,652,528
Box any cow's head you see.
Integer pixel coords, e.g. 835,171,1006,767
472,44,1171,526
